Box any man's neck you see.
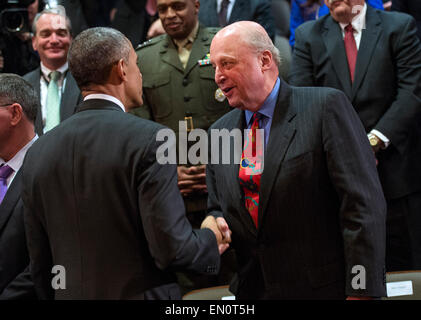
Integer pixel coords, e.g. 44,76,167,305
0,127,35,162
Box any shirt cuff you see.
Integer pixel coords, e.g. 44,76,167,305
369,129,390,148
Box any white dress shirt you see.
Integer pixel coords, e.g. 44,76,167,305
84,94,126,112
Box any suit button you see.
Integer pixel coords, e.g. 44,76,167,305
182,78,189,86
184,96,191,102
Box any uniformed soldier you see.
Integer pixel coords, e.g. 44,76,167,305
131,0,233,294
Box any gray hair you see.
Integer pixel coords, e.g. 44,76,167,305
246,27,281,68
32,7,72,36
68,27,132,90
0,74,39,123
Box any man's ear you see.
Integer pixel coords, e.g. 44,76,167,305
9,103,23,126
116,58,127,81
32,36,38,51
260,50,273,71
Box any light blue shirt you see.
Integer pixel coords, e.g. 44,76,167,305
244,77,280,149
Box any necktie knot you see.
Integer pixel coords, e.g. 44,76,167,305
219,0,230,27
345,24,354,33
0,164,13,180
49,71,61,82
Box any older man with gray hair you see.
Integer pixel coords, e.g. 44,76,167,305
22,27,227,300
208,20,386,299
0,74,38,299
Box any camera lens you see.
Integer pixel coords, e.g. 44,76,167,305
3,10,24,32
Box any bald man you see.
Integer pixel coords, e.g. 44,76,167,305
207,21,387,299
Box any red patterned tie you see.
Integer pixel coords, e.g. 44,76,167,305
239,113,263,228
344,24,357,83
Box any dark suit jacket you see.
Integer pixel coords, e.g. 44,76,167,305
23,67,82,137
392,0,421,40
0,171,36,299
22,99,220,299
207,80,387,299
289,7,421,200
198,0,276,40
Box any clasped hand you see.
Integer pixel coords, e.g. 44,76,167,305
201,216,232,255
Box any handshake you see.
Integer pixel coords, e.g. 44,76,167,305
201,216,232,254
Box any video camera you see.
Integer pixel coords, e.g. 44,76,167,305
0,0,35,34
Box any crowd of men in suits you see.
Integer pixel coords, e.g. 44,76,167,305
1,0,421,300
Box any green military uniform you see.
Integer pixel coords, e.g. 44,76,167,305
132,25,231,217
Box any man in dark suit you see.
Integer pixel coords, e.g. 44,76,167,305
22,27,227,300
392,0,421,40
198,0,275,40
0,74,38,299
23,8,82,136
289,0,421,272
208,21,386,299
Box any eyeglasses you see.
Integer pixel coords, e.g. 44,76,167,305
0,104,13,108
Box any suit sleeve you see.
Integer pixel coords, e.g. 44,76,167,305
136,128,220,274
0,266,36,300
373,15,421,151
22,152,55,300
322,90,387,297
288,25,316,86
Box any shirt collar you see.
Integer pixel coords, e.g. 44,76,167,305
83,94,126,112
0,135,38,173
173,22,199,49
339,2,367,34
40,62,69,80
245,77,280,126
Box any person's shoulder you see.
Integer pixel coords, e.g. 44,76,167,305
22,67,40,82
209,108,242,130
375,7,415,25
135,34,166,53
295,14,328,35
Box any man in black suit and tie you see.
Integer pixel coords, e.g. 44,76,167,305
23,8,82,136
22,27,227,300
0,74,38,299
198,0,275,40
208,21,386,299
289,0,421,272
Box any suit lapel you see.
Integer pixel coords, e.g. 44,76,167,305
351,6,381,100
159,35,185,74
0,171,22,234
60,72,80,121
322,17,352,98
184,26,212,76
258,81,296,230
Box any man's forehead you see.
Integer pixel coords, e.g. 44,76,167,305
37,14,68,31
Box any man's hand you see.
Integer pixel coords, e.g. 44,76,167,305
177,165,207,196
201,216,232,254
147,19,166,39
